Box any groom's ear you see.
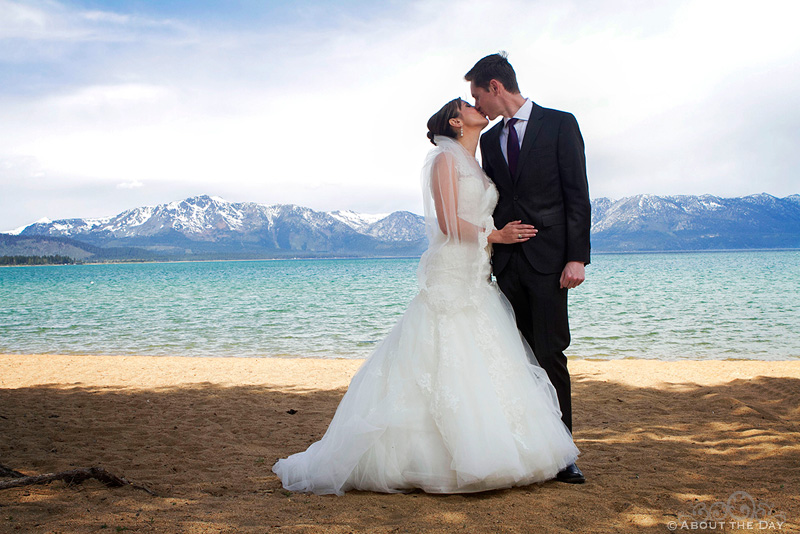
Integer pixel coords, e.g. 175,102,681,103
489,79,502,94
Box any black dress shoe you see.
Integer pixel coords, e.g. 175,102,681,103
556,463,585,484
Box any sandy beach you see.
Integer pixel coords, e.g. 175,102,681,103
1,354,798,533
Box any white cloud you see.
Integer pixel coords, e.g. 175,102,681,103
117,179,143,189
80,10,130,24
0,0,798,230
0,0,51,37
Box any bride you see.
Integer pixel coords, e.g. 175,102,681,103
272,98,579,495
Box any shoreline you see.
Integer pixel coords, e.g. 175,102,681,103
1,351,797,364
1,248,798,268
0,255,425,268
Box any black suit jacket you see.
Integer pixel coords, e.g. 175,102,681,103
481,102,591,275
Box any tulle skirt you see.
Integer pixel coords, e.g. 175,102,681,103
272,281,579,495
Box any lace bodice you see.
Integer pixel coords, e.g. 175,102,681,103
417,137,499,306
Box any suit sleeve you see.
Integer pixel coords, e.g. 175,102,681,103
557,113,591,265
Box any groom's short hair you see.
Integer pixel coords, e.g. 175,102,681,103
465,52,520,94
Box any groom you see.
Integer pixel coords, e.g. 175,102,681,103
466,53,591,484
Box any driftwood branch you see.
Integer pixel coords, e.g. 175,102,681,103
0,463,25,478
0,466,155,495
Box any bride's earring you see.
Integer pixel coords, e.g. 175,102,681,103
460,127,464,137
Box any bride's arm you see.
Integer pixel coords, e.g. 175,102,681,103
432,154,537,245
431,154,483,242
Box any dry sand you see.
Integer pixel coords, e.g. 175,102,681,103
1,354,798,533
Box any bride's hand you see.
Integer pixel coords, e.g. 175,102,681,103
489,220,537,245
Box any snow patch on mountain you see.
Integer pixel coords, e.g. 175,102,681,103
329,210,390,232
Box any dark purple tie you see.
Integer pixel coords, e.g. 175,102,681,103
506,118,520,176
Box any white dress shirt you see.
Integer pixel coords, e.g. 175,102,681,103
500,98,533,164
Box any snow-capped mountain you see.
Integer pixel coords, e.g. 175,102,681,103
14,195,427,258
3,217,53,236
590,193,800,251
4,193,799,259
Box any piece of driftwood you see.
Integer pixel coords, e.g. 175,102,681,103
0,466,155,495
0,463,25,478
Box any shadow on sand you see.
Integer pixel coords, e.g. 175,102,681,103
1,372,798,533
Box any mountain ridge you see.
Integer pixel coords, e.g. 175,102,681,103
8,195,428,259
4,193,799,260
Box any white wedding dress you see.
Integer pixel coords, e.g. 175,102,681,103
273,136,578,495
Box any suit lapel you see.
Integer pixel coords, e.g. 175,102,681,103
513,102,545,182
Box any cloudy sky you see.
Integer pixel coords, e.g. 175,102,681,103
1,0,798,231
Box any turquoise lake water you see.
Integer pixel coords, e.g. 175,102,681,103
1,251,798,360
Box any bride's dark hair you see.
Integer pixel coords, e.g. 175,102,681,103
426,98,463,145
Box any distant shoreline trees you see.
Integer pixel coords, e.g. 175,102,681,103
0,255,78,265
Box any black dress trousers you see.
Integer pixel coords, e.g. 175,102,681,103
495,246,573,432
